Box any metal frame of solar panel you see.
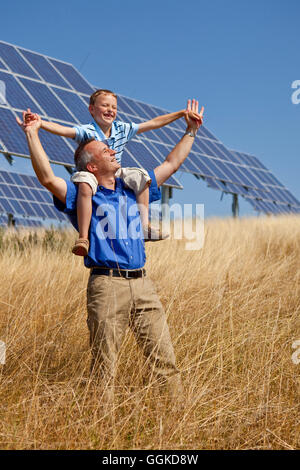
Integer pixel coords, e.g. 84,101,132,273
1,40,299,218
14,217,43,228
0,214,43,228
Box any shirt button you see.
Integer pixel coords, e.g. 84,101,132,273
125,242,128,245
130,256,133,259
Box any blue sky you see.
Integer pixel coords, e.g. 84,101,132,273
1,0,299,218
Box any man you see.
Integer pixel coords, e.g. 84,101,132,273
17,100,204,401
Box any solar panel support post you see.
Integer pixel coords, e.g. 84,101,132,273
64,165,74,175
4,153,14,166
232,193,239,218
7,213,15,227
161,185,171,221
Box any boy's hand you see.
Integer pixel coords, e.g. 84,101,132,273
184,99,204,131
16,109,42,133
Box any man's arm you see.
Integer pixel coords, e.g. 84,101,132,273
154,101,204,187
136,109,186,134
22,109,76,138
16,112,67,203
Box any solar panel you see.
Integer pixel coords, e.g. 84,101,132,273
206,149,300,215
0,70,43,113
124,97,152,121
205,177,226,191
124,140,182,189
134,101,159,120
233,151,268,170
51,87,91,122
0,58,8,71
0,169,67,223
117,95,138,116
19,78,75,121
38,123,75,165
0,107,30,155
0,42,39,79
48,58,95,95
0,214,7,226
20,49,71,89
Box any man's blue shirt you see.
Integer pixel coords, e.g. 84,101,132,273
54,170,161,270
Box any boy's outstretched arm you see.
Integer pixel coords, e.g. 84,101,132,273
154,100,204,187
21,109,76,139
136,107,187,134
40,120,76,138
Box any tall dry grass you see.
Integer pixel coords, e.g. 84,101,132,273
0,216,300,450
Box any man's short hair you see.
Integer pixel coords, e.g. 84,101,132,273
89,89,117,106
74,138,95,171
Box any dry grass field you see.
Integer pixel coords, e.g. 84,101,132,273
0,215,300,450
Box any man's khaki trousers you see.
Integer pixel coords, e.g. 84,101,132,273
86,273,182,396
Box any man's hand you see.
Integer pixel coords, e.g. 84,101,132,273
154,98,204,187
16,109,67,203
24,109,37,125
184,99,204,133
16,108,41,133
17,111,76,139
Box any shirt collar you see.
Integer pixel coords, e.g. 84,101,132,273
97,177,123,194
92,120,116,140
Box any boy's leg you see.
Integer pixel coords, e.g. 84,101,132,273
72,182,93,256
137,188,169,241
136,184,150,228
77,181,93,239
70,171,98,256
137,188,167,241
116,167,169,241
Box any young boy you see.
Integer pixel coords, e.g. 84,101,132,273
25,90,188,255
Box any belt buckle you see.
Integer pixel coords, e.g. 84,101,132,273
123,269,144,279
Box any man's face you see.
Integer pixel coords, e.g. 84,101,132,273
89,93,117,127
86,141,120,175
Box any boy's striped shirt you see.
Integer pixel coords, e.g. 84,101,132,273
73,119,139,164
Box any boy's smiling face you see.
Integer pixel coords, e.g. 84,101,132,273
89,93,117,128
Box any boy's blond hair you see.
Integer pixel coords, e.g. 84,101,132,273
89,89,117,106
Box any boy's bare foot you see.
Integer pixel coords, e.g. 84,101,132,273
72,238,89,256
143,224,169,242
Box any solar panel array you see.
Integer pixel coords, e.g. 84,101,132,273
0,40,181,182
0,39,299,227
